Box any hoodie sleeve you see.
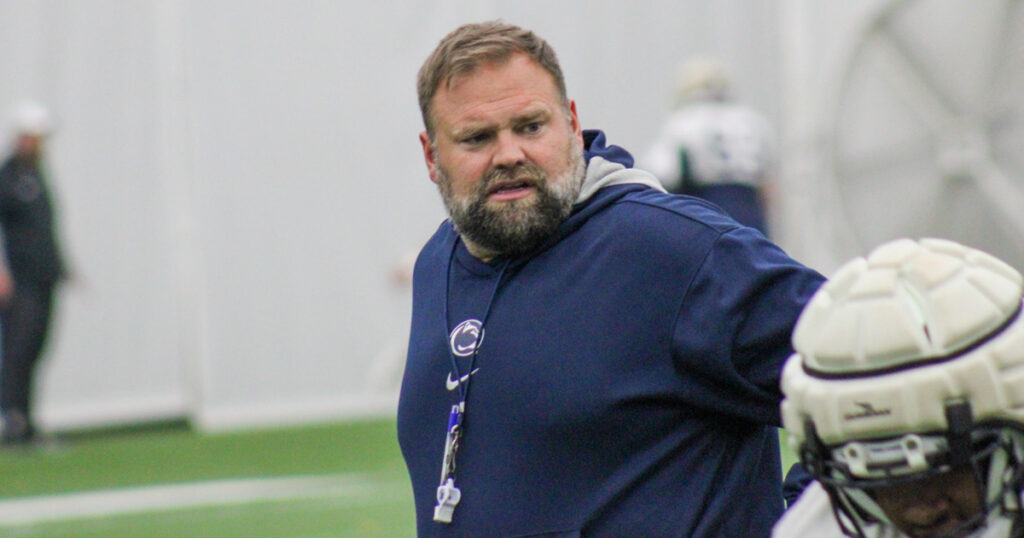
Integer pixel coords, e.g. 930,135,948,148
671,226,825,424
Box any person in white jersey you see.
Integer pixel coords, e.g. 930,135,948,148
643,57,775,236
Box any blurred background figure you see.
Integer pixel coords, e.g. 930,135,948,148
0,100,66,446
365,249,419,394
642,56,776,237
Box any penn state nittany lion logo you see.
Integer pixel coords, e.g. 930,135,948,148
449,319,484,357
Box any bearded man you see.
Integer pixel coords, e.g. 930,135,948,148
397,20,825,537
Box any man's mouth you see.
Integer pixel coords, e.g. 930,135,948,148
486,179,536,201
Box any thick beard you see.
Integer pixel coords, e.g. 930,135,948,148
438,139,586,259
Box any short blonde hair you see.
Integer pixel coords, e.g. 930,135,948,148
417,20,568,139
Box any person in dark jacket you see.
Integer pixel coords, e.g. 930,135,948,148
398,21,825,537
0,101,66,446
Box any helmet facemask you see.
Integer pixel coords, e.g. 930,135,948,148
800,404,1024,538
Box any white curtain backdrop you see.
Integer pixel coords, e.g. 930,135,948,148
0,0,838,431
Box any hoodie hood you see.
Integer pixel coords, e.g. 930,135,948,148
578,130,665,204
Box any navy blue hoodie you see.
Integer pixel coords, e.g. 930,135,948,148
398,131,825,537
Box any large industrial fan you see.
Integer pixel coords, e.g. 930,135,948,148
826,0,1024,269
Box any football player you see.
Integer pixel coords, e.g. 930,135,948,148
775,238,1024,538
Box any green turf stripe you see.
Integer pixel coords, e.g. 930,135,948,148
0,474,387,526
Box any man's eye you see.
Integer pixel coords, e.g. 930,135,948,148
462,133,490,145
521,122,542,134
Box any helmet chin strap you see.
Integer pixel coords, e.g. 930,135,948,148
947,400,975,468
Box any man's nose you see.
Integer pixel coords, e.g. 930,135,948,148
492,131,526,167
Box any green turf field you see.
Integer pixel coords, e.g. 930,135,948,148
780,429,799,476
0,418,416,538
0,419,800,537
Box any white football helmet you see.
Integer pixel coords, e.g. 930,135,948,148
673,57,732,106
781,238,1024,537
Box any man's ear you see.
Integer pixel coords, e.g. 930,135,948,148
419,131,440,185
568,99,583,146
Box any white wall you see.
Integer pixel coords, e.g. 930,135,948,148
0,0,814,431
779,0,1024,273
776,0,894,273
0,1,196,429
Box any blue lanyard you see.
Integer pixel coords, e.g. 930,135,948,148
434,236,509,524
442,236,509,409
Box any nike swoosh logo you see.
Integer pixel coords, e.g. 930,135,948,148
446,368,480,391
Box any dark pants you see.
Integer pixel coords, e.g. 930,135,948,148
0,281,55,441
